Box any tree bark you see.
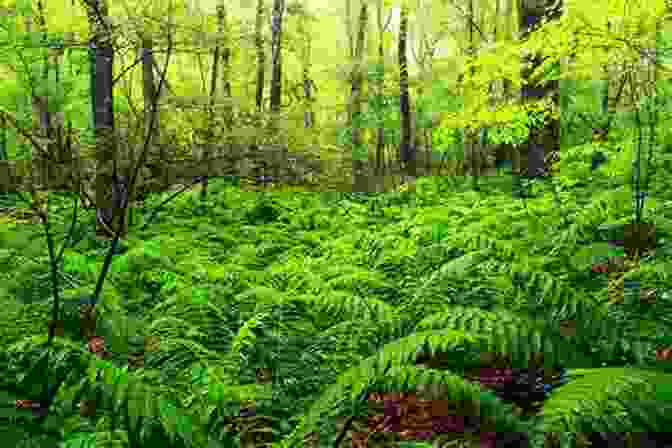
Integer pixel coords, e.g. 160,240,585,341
255,0,266,112
464,0,481,187
86,0,128,240
398,0,416,183
350,2,369,193
269,0,285,114
374,1,392,173
518,0,563,180
296,4,316,129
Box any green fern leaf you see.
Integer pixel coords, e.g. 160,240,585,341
62,431,96,448
543,367,672,433
125,383,143,439
158,398,179,444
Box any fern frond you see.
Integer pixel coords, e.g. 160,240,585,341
282,364,538,448
543,367,672,433
280,329,489,446
414,305,584,368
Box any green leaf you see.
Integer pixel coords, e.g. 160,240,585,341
191,286,209,305
111,254,130,272
655,382,672,401
208,382,224,402
159,271,178,291
142,239,163,258
191,363,209,386
431,223,449,242
126,395,142,441
158,399,179,444
175,413,194,442
62,431,96,448
62,250,96,275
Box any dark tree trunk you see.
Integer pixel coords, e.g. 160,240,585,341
142,36,160,159
398,1,416,183
219,1,233,128
518,0,562,179
0,114,6,161
302,74,315,128
86,0,127,240
269,0,285,114
255,0,266,112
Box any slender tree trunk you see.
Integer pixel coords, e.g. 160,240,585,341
267,0,286,151
398,0,416,184
202,9,221,201
596,19,629,141
137,33,161,228
302,70,315,129
25,6,51,223
483,0,502,176
34,2,53,155
375,0,391,174
255,0,266,113
37,0,67,166
219,1,233,127
350,2,368,193
142,36,160,160
269,0,285,114
464,0,481,188
85,0,127,240
200,0,232,200
30,0,70,211
296,5,315,129
0,115,7,161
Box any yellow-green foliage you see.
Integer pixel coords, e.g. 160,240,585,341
434,0,668,136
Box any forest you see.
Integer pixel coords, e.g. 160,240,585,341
0,0,672,447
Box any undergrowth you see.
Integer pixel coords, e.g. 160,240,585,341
1,152,672,448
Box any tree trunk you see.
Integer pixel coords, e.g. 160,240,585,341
518,0,563,180
296,5,315,129
350,2,369,193
201,0,232,200
86,0,128,240
255,0,266,112
267,0,286,146
0,114,7,161
142,36,160,159
398,0,416,184
375,1,392,174
302,71,315,129
269,0,285,114
25,7,52,222
464,0,481,187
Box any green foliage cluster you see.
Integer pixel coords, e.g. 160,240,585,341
1,136,671,447
1,1,672,447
